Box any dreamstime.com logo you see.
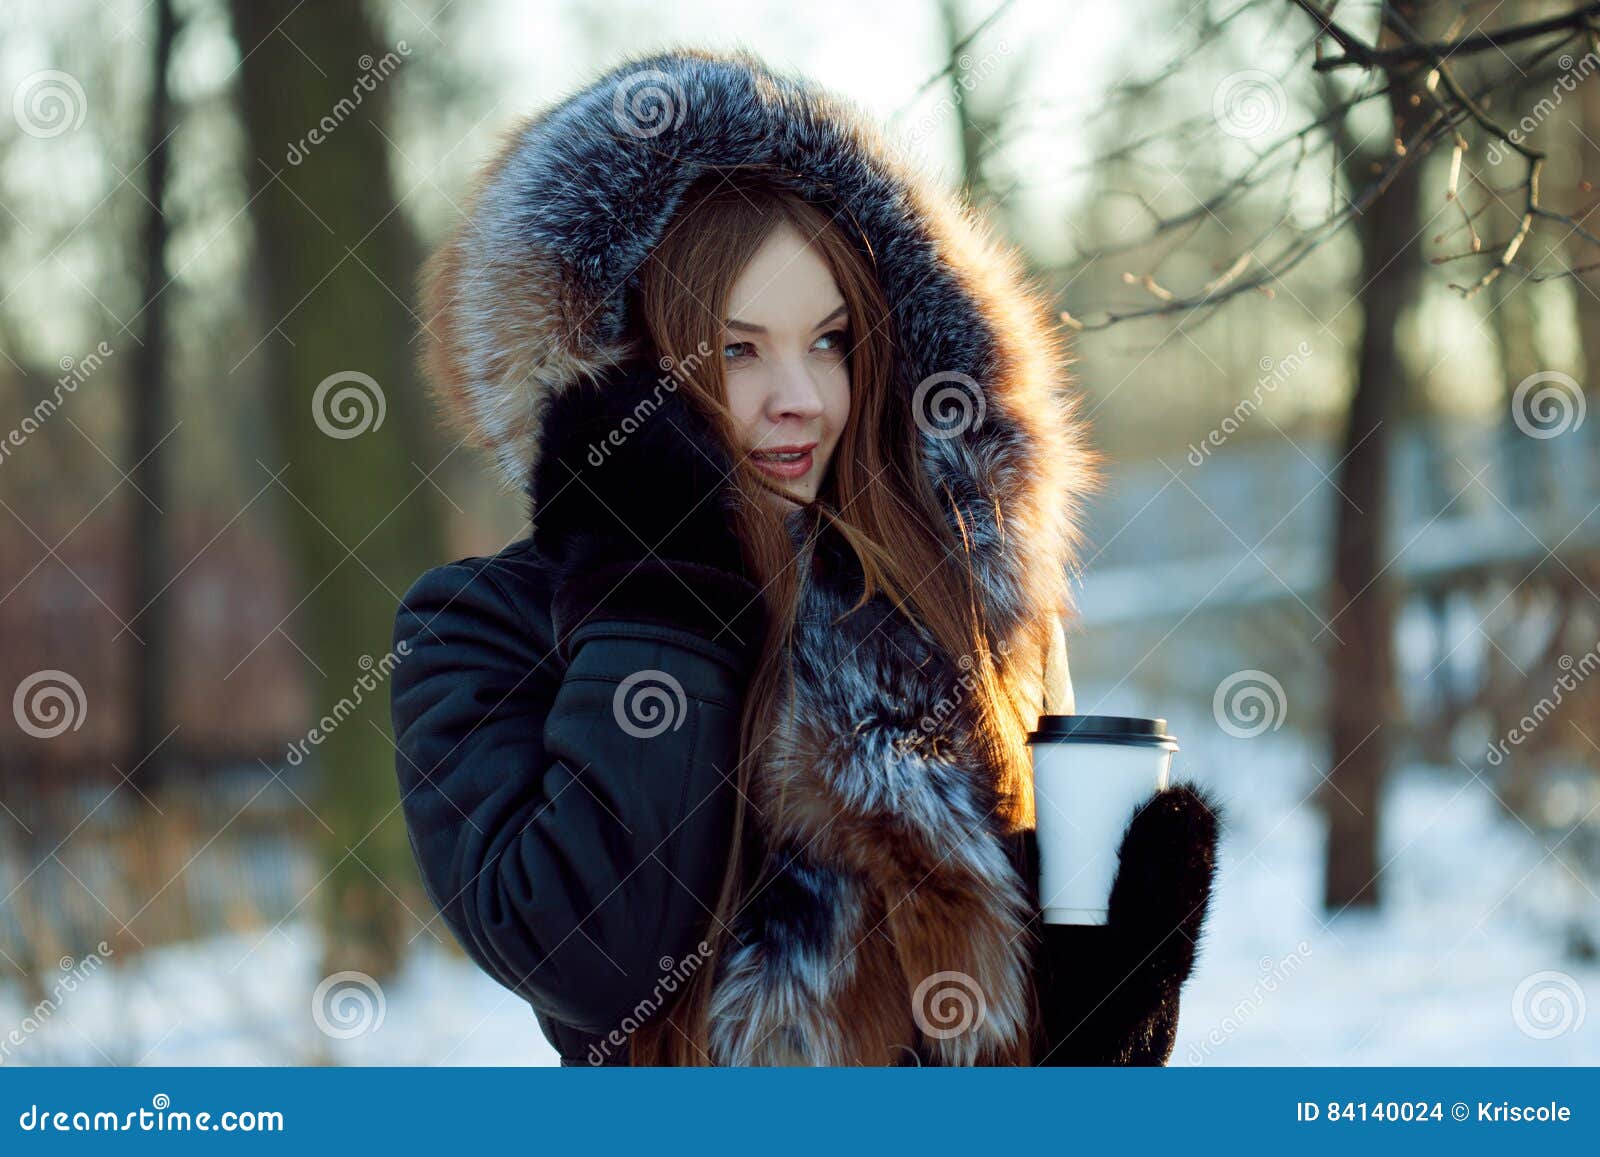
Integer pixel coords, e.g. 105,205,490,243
1212,70,1287,140
1187,340,1313,465
886,40,1014,169
12,669,87,739
285,42,411,165
17,1094,283,1133
585,942,714,1065
912,371,986,440
612,68,688,139
583,341,716,467
613,669,688,739
284,643,409,767
1484,640,1600,767
311,970,386,1040
1511,970,1586,1040
312,370,386,439
1213,669,1287,738
0,341,114,468
1186,940,1312,1064
0,941,114,1065
1485,50,1600,166
918,638,1011,733
12,69,87,138
912,970,987,1040
1510,370,1586,439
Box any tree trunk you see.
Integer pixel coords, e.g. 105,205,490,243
126,0,177,789
1322,10,1428,912
939,0,991,208
1572,51,1600,497
225,0,446,979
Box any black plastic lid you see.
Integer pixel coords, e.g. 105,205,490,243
1026,714,1177,748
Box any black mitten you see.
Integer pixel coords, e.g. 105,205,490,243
529,356,768,662
1033,782,1224,1065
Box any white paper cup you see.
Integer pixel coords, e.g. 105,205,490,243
1028,715,1178,925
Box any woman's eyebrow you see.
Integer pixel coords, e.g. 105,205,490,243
725,303,847,334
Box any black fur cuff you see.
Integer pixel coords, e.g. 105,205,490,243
1106,782,1224,987
1034,922,1182,1065
550,557,768,667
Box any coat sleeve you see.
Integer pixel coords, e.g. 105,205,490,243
389,555,760,1035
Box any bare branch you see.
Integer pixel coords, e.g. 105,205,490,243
1298,0,1600,73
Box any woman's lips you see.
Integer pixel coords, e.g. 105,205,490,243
749,447,814,480
748,444,819,480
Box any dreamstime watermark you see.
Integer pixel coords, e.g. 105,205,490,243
912,970,987,1039
892,41,1014,163
1213,70,1287,140
0,941,114,1065
285,43,411,165
1510,370,1586,439
612,669,687,739
1485,51,1600,166
1185,940,1311,1064
0,341,114,468
284,644,409,767
918,638,1011,733
1187,340,1313,465
1510,970,1586,1039
583,341,716,467
312,370,386,439
912,371,986,440
17,1094,283,1133
311,970,385,1039
1484,640,1600,767
12,669,87,739
612,68,688,139
584,941,714,1065
12,69,87,138
1213,669,1287,738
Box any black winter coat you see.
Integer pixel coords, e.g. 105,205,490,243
391,538,1221,1066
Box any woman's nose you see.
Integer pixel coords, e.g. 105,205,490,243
766,363,827,420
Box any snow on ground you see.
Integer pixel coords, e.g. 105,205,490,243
0,923,557,1067
2,723,1594,1065
1163,711,1599,1066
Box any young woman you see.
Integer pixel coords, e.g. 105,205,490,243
391,47,1223,1067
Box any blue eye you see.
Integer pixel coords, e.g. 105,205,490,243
723,341,754,361
814,328,849,353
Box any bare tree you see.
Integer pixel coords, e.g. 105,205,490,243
126,0,178,791
225,0,446,978
1054,0,1600,911
1317,2,1430,909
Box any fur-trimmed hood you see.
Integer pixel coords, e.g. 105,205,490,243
421,46,1096,1065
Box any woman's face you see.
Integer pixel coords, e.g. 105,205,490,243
721,221,852,510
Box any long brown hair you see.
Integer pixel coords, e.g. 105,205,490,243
626,169,1045,1065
